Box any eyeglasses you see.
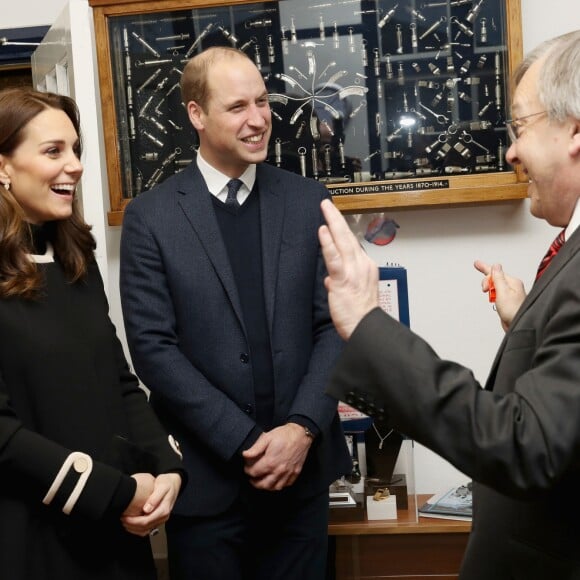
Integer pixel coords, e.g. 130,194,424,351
505,111,546,143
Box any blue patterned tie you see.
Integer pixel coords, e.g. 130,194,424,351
225,179,243,208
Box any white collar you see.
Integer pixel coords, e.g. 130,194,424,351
565,197,580,242
196,152,256,204
28,242,55,263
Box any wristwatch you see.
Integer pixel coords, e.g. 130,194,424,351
303,426,315,440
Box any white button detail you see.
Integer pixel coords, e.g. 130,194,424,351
73,456,89,473
168,435,183,459
43,451,93,515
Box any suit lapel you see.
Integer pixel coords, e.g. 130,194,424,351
257,164,284,332
175,165,245,329
485,227,580,389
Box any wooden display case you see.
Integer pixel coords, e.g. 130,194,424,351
89,0,525,225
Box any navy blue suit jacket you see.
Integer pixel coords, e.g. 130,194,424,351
120,161,351,516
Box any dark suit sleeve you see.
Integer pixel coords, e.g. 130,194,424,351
328,295,580,499
120,200,259,462
284,185,346,432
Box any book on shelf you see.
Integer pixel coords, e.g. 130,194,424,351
418,482,473,521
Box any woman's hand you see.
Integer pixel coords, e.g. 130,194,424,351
121,473,182,537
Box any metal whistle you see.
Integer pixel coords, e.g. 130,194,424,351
378,4,399,28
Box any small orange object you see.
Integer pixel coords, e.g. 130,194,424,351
488,277,496,303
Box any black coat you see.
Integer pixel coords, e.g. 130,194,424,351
0,250,183,580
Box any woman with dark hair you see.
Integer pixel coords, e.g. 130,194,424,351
0,87,184,580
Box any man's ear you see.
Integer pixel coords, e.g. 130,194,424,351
569,119,580,159
186,101,204,132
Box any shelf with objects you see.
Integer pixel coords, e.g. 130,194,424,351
330,401,417,526
329,404,469,579
88,0,525,225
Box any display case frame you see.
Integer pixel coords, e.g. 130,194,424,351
89,0,525,225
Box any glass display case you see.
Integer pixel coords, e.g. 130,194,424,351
89,0,525,225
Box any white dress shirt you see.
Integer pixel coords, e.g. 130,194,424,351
196,152,256,206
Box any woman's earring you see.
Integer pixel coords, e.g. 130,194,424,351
0,179,10,191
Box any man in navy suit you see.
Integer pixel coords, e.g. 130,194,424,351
318,31,580,580
120,46,351,580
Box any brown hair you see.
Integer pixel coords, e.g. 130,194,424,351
0,88,95,298
180,46,254,110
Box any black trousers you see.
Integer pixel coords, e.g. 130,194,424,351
166,486,329,580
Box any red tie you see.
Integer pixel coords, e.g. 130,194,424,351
535,229,566,281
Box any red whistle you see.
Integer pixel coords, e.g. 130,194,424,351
488,277,496,303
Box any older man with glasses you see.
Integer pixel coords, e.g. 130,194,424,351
317,29,580,580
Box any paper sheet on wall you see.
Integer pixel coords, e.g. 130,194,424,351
378,279,400,321
378,267,410,327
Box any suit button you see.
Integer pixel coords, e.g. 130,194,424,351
243,404,253,414
240,353,249,364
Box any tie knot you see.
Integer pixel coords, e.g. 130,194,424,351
552,229,566,251
225,179,243,207
535,229,566,281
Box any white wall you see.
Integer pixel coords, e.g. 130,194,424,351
14,0,580,495
2,1,69,28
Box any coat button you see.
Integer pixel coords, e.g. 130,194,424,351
240,353,249,363
243,404,253,414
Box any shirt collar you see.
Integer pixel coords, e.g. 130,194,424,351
196,152,256,204
565,197,580,242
